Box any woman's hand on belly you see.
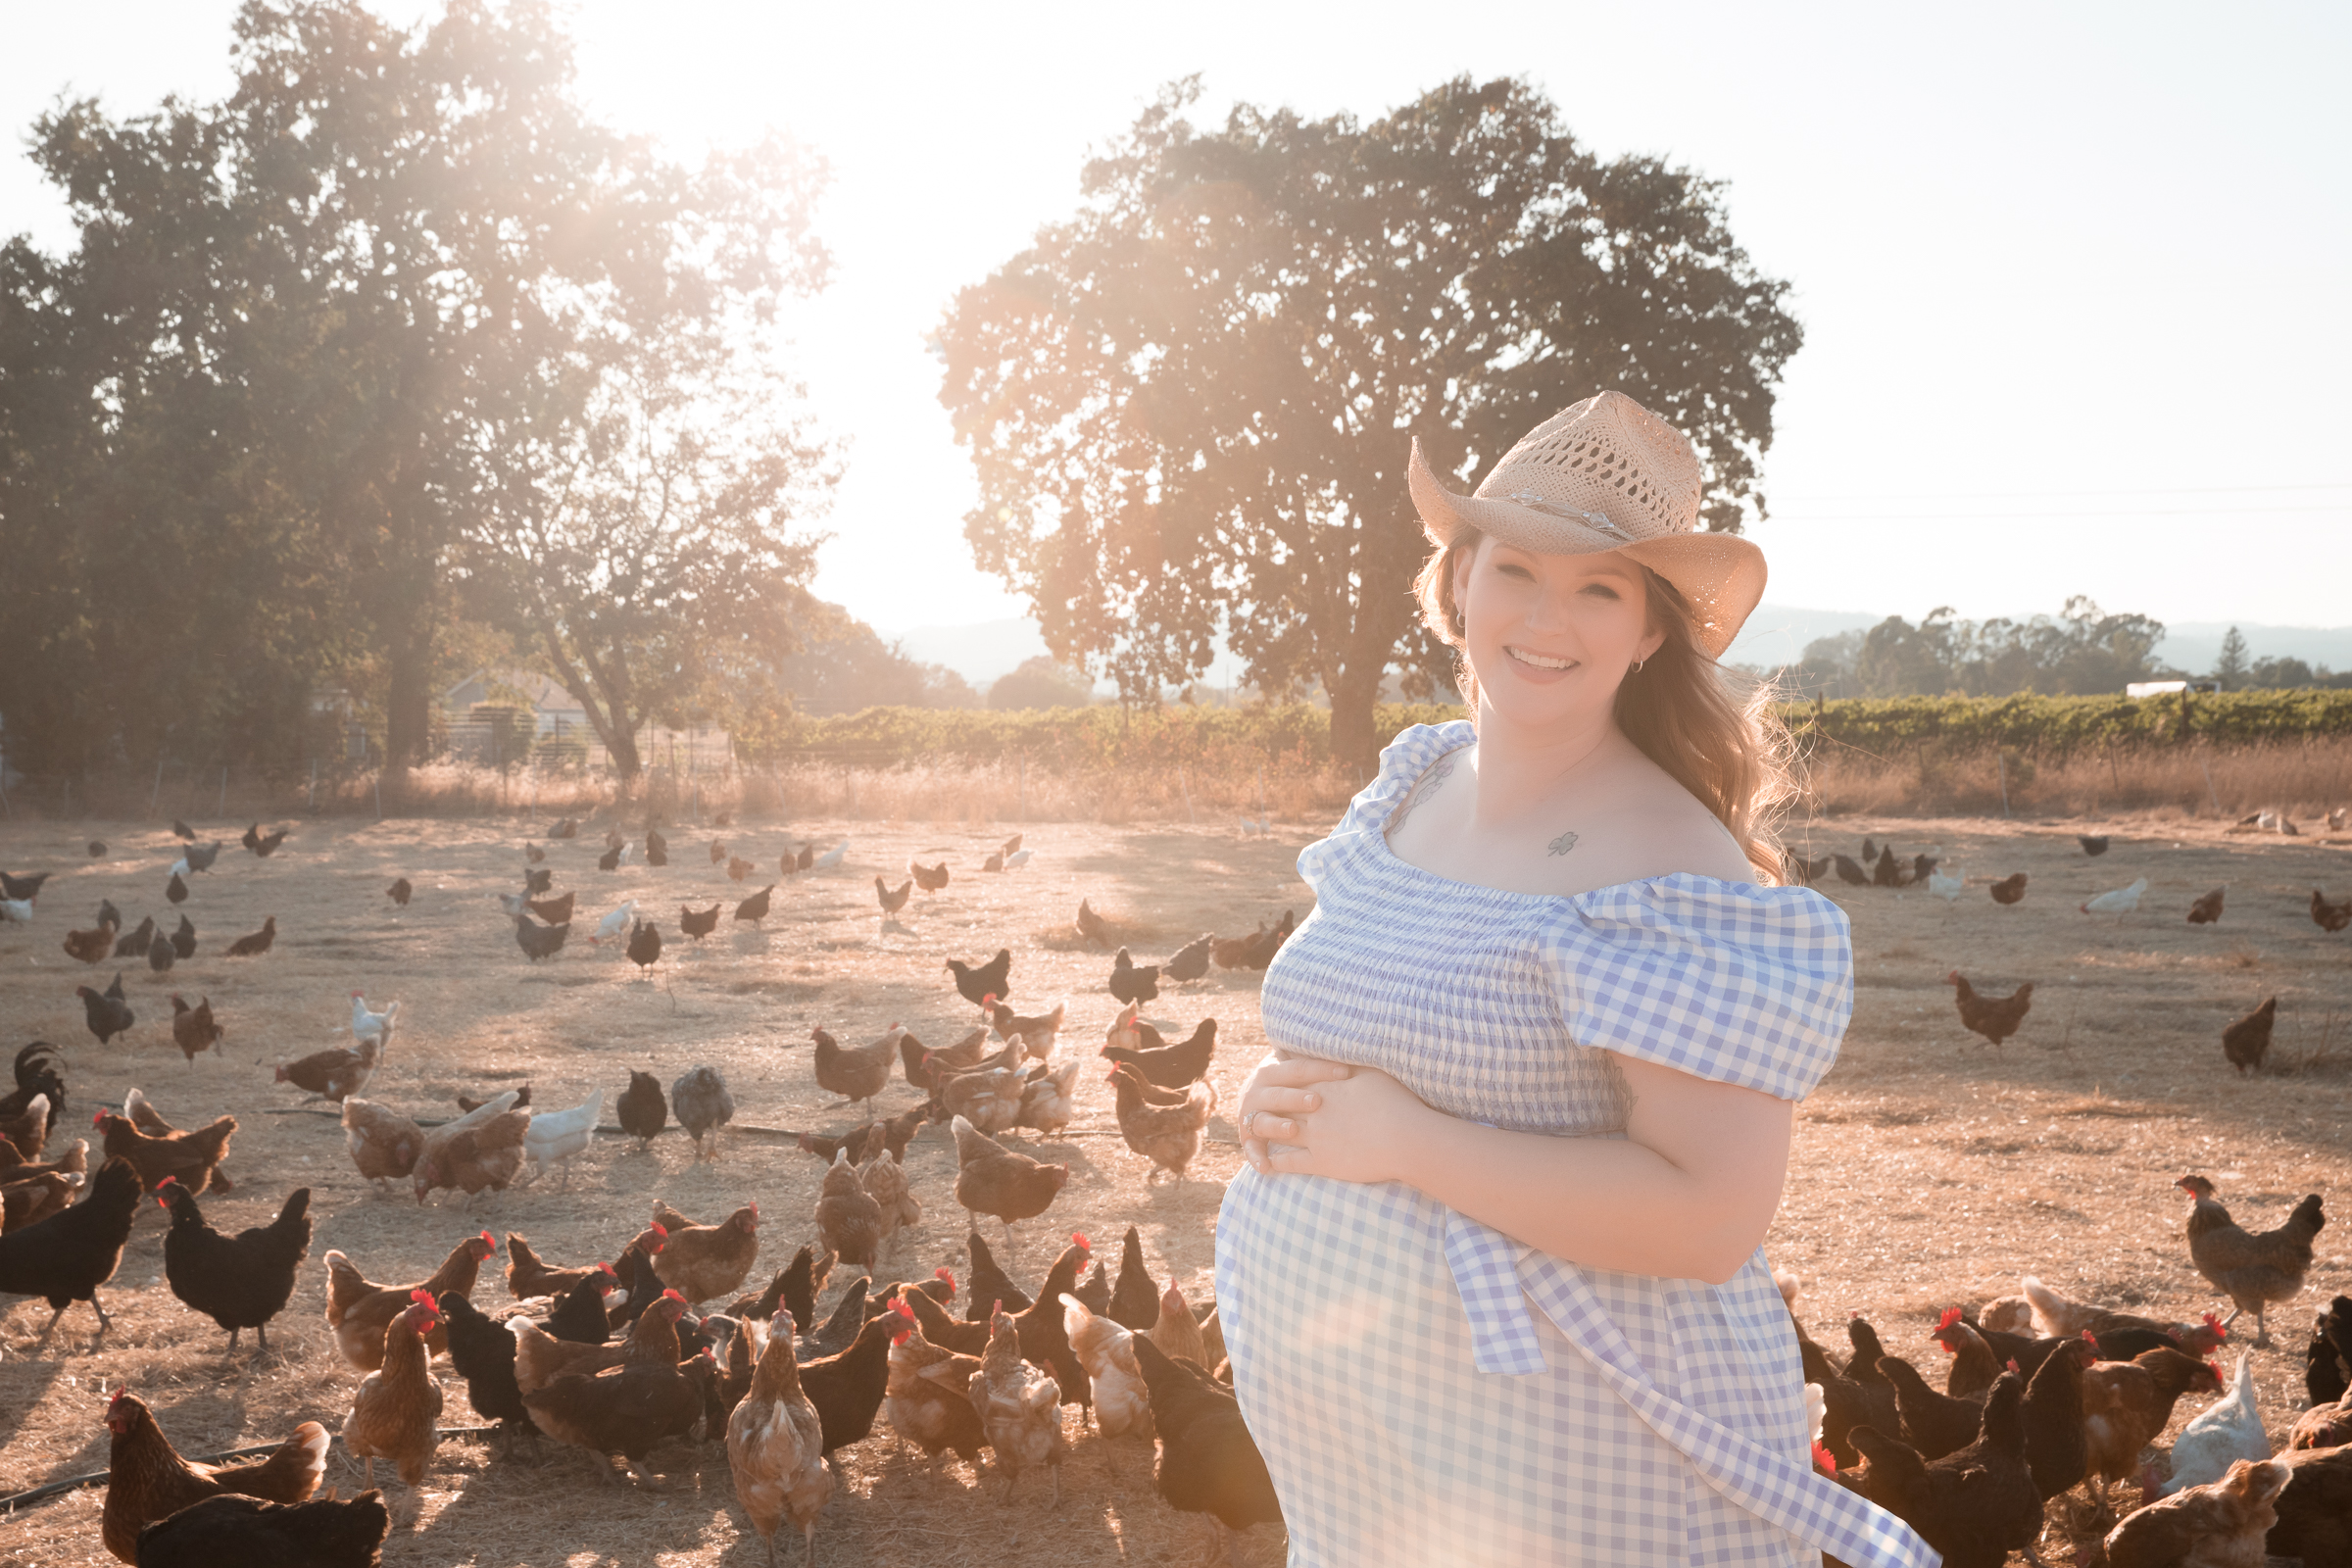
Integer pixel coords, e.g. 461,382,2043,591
1252,1060,1433,1186
1237,1052,1353,1172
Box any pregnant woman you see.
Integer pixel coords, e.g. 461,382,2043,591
1216,392,1933,1567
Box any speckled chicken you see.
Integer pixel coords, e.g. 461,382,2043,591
671,1065,734,1161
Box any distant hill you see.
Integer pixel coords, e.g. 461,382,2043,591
888,608,2352,690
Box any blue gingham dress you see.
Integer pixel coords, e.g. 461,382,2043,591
1215,722,1936,1568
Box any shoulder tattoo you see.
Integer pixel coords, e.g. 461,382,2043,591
1389,753,1457,832
1547,830,1580,857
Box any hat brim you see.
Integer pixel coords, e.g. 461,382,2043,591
1408,437,1765,660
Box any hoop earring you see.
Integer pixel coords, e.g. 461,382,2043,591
1631,658,1645,674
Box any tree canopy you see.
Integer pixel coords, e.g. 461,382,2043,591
937,75,1800,766
0,0,836,792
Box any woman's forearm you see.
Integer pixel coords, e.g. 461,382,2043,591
1391,1104,1779,1285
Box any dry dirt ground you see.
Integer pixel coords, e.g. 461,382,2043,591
0,803,2344,1565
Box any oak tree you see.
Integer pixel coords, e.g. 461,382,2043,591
939,76,1801,768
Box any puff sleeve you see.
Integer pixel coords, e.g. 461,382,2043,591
1541,874,1854,1102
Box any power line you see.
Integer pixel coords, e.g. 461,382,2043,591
1768,503,2349,522
1771,480,2352,503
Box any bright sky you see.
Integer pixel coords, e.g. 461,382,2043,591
7,1,2348,644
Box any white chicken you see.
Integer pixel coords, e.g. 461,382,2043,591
1016,1056,1082,1138
497,892,529,917
350,991,400,1047
1927,865,1966,904
2160,1348,2271,1494
0,896,31,925
522,1088,603,1189
1004,848,1033,870
167,858,190,880
812,839,850,871
1061,1293,1152,1438
589,900,637,947
2080,876,2149,915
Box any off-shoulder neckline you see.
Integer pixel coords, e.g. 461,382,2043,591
1361,720,1796,907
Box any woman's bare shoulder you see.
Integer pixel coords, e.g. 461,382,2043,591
1538,755,1754,894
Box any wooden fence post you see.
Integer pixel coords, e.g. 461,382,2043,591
150,760,165,816
217,765,227,816
308,759,318,812
373,771,383,821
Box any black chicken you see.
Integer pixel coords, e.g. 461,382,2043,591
166,872,188,906
524,866,553,895
0,1154,142,1332
2078,834,2110,857
1832,854,1870,886
134,1490,390,1568
514,915,570,962
645,828,667,866
1102,1018,1218,1090
679,902,720,941
1241,908,1296,970
170,914,196,959
733,883,775,926
1133,1335,1284,1552
147,928,175,973
1163,934,1214,984
171,819,195,841
947,948,1013,1007
438,1289,537,1446
625,919,662,974
161,1182,312,1353
78,974,137,1046
114,915,156,959
540,1271,617,1345
963,1230,1032,1320
617,1070,667,1151
1109,948,1160,1005
386,878,412,907
1109,1225,1161,1332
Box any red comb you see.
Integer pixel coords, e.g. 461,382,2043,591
936,1267,956,1288
479,1230,494,1246
990,1298,1003,1316
2006,1358,2021,1373
652,1223,668,1237
891,1298,915,1320
1072,1232,1089,1251
1935,1306,1962,1331
410,1289,436,1305
599,1262,617,1277
91,1110,106,1127
1811,1440,1838,1475
663,1289,685,1303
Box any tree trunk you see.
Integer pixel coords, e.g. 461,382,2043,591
381,628,437,806
1327,661,1387,778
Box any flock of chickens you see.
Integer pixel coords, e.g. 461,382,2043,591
0,814,1299,1565
1797,833,2351,1070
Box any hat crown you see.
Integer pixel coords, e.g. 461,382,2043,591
1472,391,1702,540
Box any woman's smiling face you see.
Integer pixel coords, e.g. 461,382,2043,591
1453,537,1664,728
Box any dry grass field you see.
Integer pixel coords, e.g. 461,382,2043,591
0,797,2346,1565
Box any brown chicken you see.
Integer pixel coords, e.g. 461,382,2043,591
910,859,950,893
1988,871,2028,906
935,1060,1025,1134
727,1316,833,1567
810,1024,898,1109
64,918,119,965
884,1297,988,1460
2188,887,2227,925
339,1099,423,1195
510,1296,639,1395
2104,1456,2289,1568
2179,1174,2325,1347
1009,1236,1094,1407
527,890,575,925
412,1106,528,1205
223,915,276,956
2313,889,2352,934
1109,1061,1215,1181
1946,971,2034,1049
1847,1369,2039,1568
274,1040,380,1103
323,1232,496,1372
2269,1444,2352,1565
341,1293,444,1512
653,1200,760,1305
816,1148,884,1268
990,999,1066,1056
99,1391,329,1564
523,1293,712,1485
167,996,221,1064
2223,998,2277,1075
875,875,913,917
973,1302,1066,1504
1101,1013,1219,1089
2082,1347,2227,1495
94,1108,234,1196
2,1171,80,1232
1074,898,1112,950
952,1114,1070,1246
1015,1058,1081,1139
859,1148,923,1258
505,1233,624,1301
2020,1276,2229,1353
0,1095,49,1162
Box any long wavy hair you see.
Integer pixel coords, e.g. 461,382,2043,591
1413,530,1795,883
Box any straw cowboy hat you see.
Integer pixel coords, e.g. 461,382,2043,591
1407,391,1767,659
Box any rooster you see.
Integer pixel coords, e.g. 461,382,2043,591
2178,1174,2324,1347
1945,971,2033,1049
